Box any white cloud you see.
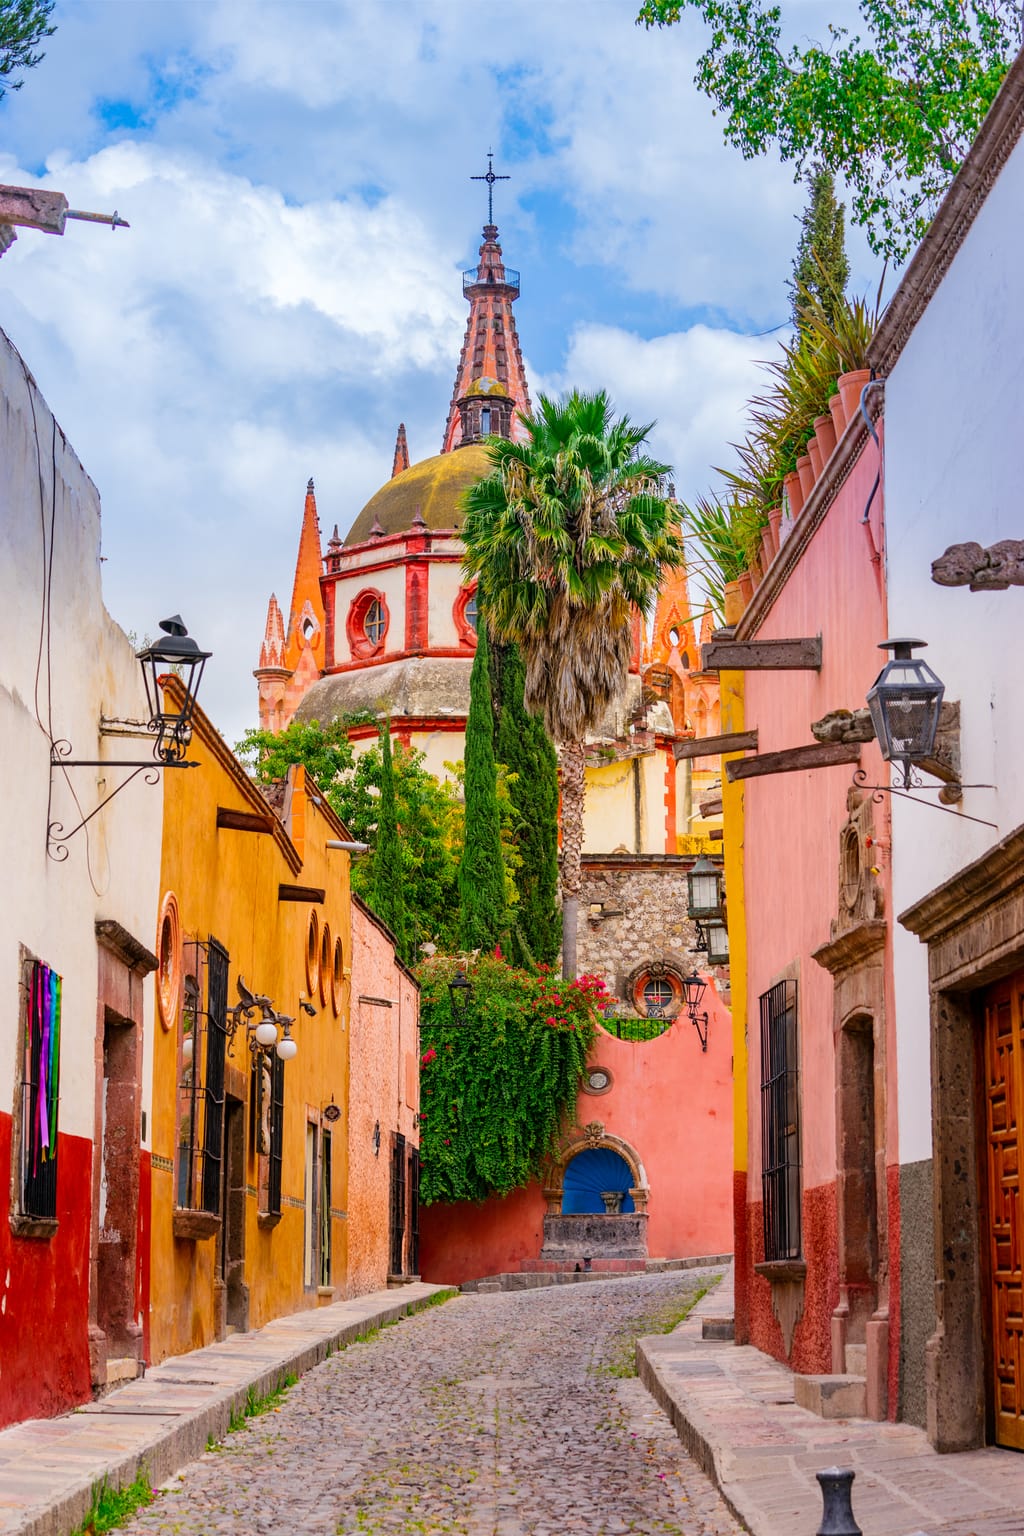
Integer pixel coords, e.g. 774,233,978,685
534,321,770,503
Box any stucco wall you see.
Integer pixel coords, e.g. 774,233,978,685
150,743,352,1363
346,898,420,1296
0,325,163,1424
418,981,733,1284
884,134,1024,1166
741,430,895,1375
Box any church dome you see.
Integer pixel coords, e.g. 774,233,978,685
344,445,491,547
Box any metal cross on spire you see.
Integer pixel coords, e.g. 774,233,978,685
471,150,509,226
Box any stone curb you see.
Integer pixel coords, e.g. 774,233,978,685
1,1283,456,1536
637,1328,759,1535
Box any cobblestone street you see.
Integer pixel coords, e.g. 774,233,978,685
119,1271,740,1536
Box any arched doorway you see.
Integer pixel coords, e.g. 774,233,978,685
562,1148,636,1214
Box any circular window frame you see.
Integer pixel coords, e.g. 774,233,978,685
331,935,344,1018
346,589,390,660
453,585,479,650
157,891,182,1032
306,909,320,997
581,1065,614,1096
625,960,687,1021
319,922,333,1008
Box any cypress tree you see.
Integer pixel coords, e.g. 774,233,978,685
369,721,411,964
458,623,506,952
495,643,561,967
790,165,849,334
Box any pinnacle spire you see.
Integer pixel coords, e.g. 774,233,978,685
391,423,410,478
442,215,532,454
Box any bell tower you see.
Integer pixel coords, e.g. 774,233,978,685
442,155,532,453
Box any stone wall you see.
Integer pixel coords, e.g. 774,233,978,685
577,855,725,1005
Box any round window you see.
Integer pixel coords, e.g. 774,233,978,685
363,599,386,646
320,922,332,1007
157,892,182,1031
642,978,674,1017
464,591,478,632
331,934,344,1018
306,909,320,996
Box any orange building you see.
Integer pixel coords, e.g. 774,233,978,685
149,686,360,1361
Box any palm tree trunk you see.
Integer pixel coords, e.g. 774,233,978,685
559,739,586,979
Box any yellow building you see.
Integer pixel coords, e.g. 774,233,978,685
149,686,354,1362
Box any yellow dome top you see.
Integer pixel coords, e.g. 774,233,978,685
344,446,491,547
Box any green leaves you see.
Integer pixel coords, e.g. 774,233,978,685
0,0,55,99
416,956,604,1204
637,0,1018,261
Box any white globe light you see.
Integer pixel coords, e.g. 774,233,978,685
181,1035,194,1066
276,1035,297,1061
255,1020,278,1048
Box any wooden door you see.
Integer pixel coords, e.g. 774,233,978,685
982,974,1024,1449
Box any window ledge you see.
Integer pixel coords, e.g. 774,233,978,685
173,1208,221,1242
316,1285,334,1299
257,1210,282,1231
10,1212,57,1241
755,1258,806,1283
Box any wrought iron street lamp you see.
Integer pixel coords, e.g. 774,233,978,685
866,638,944,789
47,614,211,860
136,616,212,764
686,854,722,919
681,968,709,1052
448,967,473,1019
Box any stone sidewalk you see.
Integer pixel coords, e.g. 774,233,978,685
0,1281,452,1536
637,1266,1024,1536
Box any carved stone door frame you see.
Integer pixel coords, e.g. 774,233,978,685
900,822,1024,1451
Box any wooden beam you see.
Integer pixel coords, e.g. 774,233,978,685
278,883,325,904
217,807,273,834
701,636,822,672
699,796,723,818
726,742,860,783
674,729,758,761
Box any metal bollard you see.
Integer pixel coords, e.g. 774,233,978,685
815,1467,862,1536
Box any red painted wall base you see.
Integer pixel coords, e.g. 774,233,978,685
0,1112,94,1427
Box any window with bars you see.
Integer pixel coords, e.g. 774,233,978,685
760,978,802,1262
176,938,228,1215
20,957,62,1223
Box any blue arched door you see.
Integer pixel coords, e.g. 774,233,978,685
562,1148,636,1214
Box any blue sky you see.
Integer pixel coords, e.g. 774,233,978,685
0,0,871,742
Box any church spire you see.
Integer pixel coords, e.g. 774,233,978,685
282,477,326,676
442,156,532,454
391,422,410,478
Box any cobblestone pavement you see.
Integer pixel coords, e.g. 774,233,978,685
119,1270,741,1536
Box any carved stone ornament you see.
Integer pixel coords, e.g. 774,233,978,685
830,789,884,940
931,539,1024,590
582,1120,605,1147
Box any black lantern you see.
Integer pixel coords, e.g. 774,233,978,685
136,616,211,764
681,968,709,1052
448,967,473,1019
866,638,944,790
686,854,722,920
705,921,730,967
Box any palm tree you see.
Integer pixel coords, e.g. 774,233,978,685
461,389,682,978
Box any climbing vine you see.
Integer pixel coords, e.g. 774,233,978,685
416,955,606,1205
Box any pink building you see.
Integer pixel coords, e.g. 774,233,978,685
419,987,733,1287
347,897,421,1291
717,414,898,1419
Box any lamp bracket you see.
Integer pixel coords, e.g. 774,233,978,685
687,1008,709,1051
851,768,997,829
46,738,199,861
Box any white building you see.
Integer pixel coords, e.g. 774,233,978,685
0,323,164,1422
871,47,1024,1452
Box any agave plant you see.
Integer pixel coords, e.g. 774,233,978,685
677,494,765,621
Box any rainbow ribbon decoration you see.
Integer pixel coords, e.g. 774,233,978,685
29,961,61,1170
